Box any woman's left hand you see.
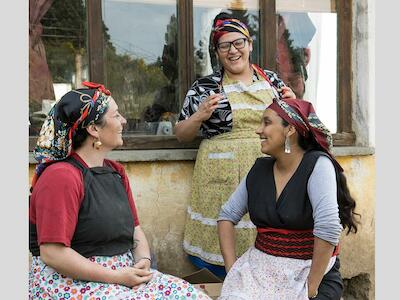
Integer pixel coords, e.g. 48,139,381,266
307,281,319,298
279,86,296,99
133,258,151,271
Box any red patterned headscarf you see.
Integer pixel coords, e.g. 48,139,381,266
32,81,112,187
211,18,252,48
268,98,343,172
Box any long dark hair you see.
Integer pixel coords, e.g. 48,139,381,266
283,120,360,234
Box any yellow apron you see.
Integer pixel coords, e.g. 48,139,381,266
183,72,277,265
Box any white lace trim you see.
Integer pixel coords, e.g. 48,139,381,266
187,206,256,229
223,80,272,94
230,103,266,111
183,240,225,264
207,152,235,159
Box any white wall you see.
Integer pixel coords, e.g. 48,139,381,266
353,0,375,147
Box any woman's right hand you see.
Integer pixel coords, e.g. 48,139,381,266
116,267,153,288
194,93,223,122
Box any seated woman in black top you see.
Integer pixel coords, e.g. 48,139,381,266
29,82,210,299
217,98,359,299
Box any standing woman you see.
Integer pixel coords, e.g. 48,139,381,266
29,82,210,300
175,12,295,277
217,98,359,299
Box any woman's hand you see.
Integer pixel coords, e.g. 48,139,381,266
307,280,319,298
133,258,151,271
175,93,223,142
195,94,223,122
279,86,296,99
117,267,153,288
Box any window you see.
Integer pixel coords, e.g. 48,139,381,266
276,1,338,132
102,0,179,134
29,0,354,150
29,0,89,137
274,0,354,145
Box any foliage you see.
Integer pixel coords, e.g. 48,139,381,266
104,14,177,121
41,0,87,84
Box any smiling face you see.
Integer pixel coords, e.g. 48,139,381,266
96,97,127,150
255,109,290,156
216,32,252,76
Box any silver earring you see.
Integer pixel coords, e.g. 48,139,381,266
284,136,291,154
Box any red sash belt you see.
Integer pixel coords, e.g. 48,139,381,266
255,227,339,260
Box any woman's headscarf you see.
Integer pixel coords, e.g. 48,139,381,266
32,81,111,186
267,98,343,172
211,17,252,48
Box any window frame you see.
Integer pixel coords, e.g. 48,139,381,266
29,0,354,151
262,0,355,146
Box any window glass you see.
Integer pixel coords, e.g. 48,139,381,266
29,0,89,135
276,0,337,132
193,0,260,78
102,0,178,135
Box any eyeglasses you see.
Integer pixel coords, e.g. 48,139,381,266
217,38,248,52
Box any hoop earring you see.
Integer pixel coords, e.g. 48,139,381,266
284,136,291,154
93,138,102,150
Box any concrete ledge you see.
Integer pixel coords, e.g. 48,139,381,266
332,146,375,157
29,149,199,164
106,149,199,162
29,146,374,164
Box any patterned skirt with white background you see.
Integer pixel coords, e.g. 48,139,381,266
218,247,336,300
29,251,211,300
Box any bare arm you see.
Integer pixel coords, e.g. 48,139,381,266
217,220,237,272
40,243,152,287
132,225,152,270
307,237,335,297
217,175,249,272
175,94,222,142
174,113,205,142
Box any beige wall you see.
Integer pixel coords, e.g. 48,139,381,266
336,155,375,299
29,154,375,286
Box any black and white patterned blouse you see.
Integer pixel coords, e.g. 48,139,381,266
178,69,286,139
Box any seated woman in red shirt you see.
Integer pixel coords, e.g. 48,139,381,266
29,82,210,300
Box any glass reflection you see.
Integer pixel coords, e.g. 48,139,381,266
102,0,178,135
29,0,89,136
276,9,337,132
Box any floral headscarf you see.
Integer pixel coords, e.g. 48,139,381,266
267,98,343,172
211,18,252,48
32,81,111,186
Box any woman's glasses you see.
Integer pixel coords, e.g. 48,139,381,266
217,38,248,52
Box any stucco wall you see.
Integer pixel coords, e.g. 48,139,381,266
28,154,375,290
336,155,375,299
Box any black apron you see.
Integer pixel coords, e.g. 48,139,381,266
30,156,135,257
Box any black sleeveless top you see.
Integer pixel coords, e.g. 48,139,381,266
246,150,330,230
29,156,135,257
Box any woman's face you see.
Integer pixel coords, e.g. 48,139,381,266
96,97,127,150
216,32,252,75
255,109,288,155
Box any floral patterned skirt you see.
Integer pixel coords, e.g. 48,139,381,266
29,251,211,300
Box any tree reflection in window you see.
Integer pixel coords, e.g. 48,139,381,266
102,1,178,135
